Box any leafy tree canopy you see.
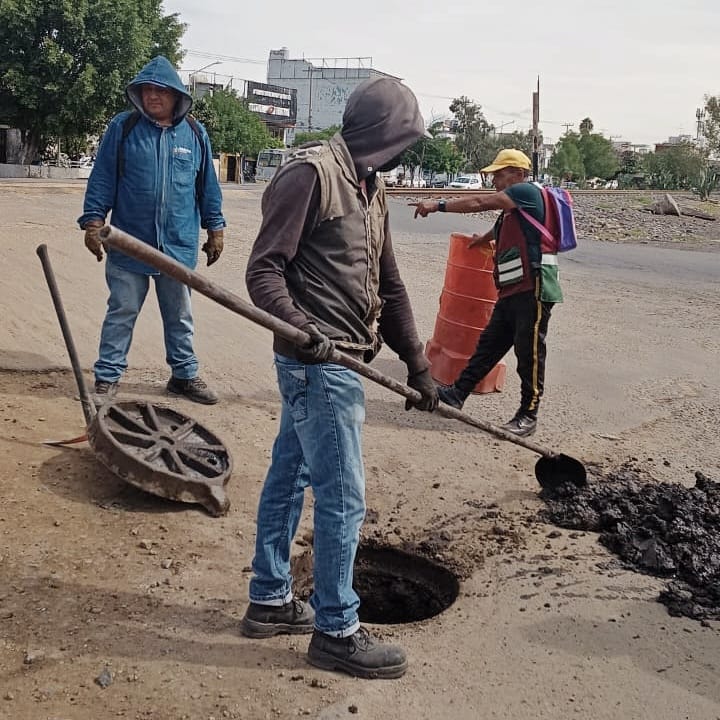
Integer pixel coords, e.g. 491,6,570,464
192,89,280,157
0,0,185,162
449,96,492,171
702,94,720,157
293,125,340,145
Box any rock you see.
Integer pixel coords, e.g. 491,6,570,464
650,193,681,217
95,666,113,688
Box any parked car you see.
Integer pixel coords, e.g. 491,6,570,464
448,175,483,190
431,173,448,188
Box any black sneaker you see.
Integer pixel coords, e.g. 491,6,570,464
93,380,118,405
307,627,408,679
502,413,537,437
166,376,218,405
437,384,467,410
240,599,315,638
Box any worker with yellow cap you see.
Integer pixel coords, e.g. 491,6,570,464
410,148,563,437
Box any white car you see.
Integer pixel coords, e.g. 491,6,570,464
448,176,483,190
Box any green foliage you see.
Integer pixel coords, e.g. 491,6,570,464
578,132,619,179
548,121,618,182
293,125,340,145
421,135,464,176
641,142,706,191
549,133,585,181
192,89,279,156
0,0,185,163
449,96,492,171
702,95,720,157
691,165,719,201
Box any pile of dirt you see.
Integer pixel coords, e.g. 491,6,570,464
539,463,720,621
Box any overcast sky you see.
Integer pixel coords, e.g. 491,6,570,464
165,0,719,146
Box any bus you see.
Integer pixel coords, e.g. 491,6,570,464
255,148,289,182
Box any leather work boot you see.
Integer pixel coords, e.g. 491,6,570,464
502,413,537,437
436,384,467,410
240,599,315,638
307,627,408,679
93,380,118,406
166,376,219,405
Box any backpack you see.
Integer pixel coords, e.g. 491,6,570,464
117,110,206,199
518,185,578,253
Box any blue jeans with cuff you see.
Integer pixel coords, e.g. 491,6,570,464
249,354,366,638
94,260,198,383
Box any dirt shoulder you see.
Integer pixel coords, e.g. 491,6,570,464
1,182,719,720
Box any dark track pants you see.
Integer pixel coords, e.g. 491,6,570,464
455,285,553,417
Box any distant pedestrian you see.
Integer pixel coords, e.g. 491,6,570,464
78,55,226,405
242,77,438,679
411,149,563,436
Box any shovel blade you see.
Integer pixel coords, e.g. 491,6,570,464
535,453,587,491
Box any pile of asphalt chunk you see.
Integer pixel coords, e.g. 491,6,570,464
539,464,720,621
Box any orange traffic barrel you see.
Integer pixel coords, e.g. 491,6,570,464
425,233,506,394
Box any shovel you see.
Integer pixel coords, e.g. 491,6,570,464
100,225,587,491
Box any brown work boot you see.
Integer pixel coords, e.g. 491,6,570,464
240,599,315,638
166,376,218,405
307,627,408,679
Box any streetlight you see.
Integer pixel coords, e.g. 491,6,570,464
190,61,221,95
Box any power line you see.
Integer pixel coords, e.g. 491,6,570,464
185,49,265,65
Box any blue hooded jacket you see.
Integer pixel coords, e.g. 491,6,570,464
78,56,226,274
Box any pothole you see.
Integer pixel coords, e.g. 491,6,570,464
291,542,461,624
354,546,460,624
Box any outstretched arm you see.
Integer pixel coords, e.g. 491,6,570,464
410,191,516,218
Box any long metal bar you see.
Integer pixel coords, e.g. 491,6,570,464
36,244,96,426
100,225,562,459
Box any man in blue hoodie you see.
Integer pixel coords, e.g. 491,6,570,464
78,56,226,405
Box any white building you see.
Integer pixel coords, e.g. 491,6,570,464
267,48,400,133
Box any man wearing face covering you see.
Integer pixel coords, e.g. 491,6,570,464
242,78,438,679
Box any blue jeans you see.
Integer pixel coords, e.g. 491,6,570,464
94,261,198,383
249,354,366,637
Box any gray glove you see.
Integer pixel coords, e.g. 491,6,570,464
295,323,335,364
405,368,439,412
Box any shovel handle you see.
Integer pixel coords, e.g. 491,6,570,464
100,225,557,459
36,244,95,426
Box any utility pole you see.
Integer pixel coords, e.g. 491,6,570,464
696,107,706,140
532,77,540,181
561,122,574,135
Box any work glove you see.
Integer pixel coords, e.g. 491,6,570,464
405,368,439,412
295,322,335,364
83,220,105,262
202,229,224,266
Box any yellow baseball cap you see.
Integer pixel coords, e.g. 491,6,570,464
481,149,532,173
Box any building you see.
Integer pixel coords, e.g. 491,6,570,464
266,47,400,133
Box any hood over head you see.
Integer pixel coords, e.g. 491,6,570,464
126,55,192,124
340,77,430,180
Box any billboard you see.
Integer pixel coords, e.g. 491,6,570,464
246,81,297,126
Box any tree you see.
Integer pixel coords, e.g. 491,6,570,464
449,96,492,171
641,142,706,190
579,117,594,135
0,0,185,163
293,126,340,145
702,95,720,157
578,132,619,179
192,89,279,156
549,133,585,181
